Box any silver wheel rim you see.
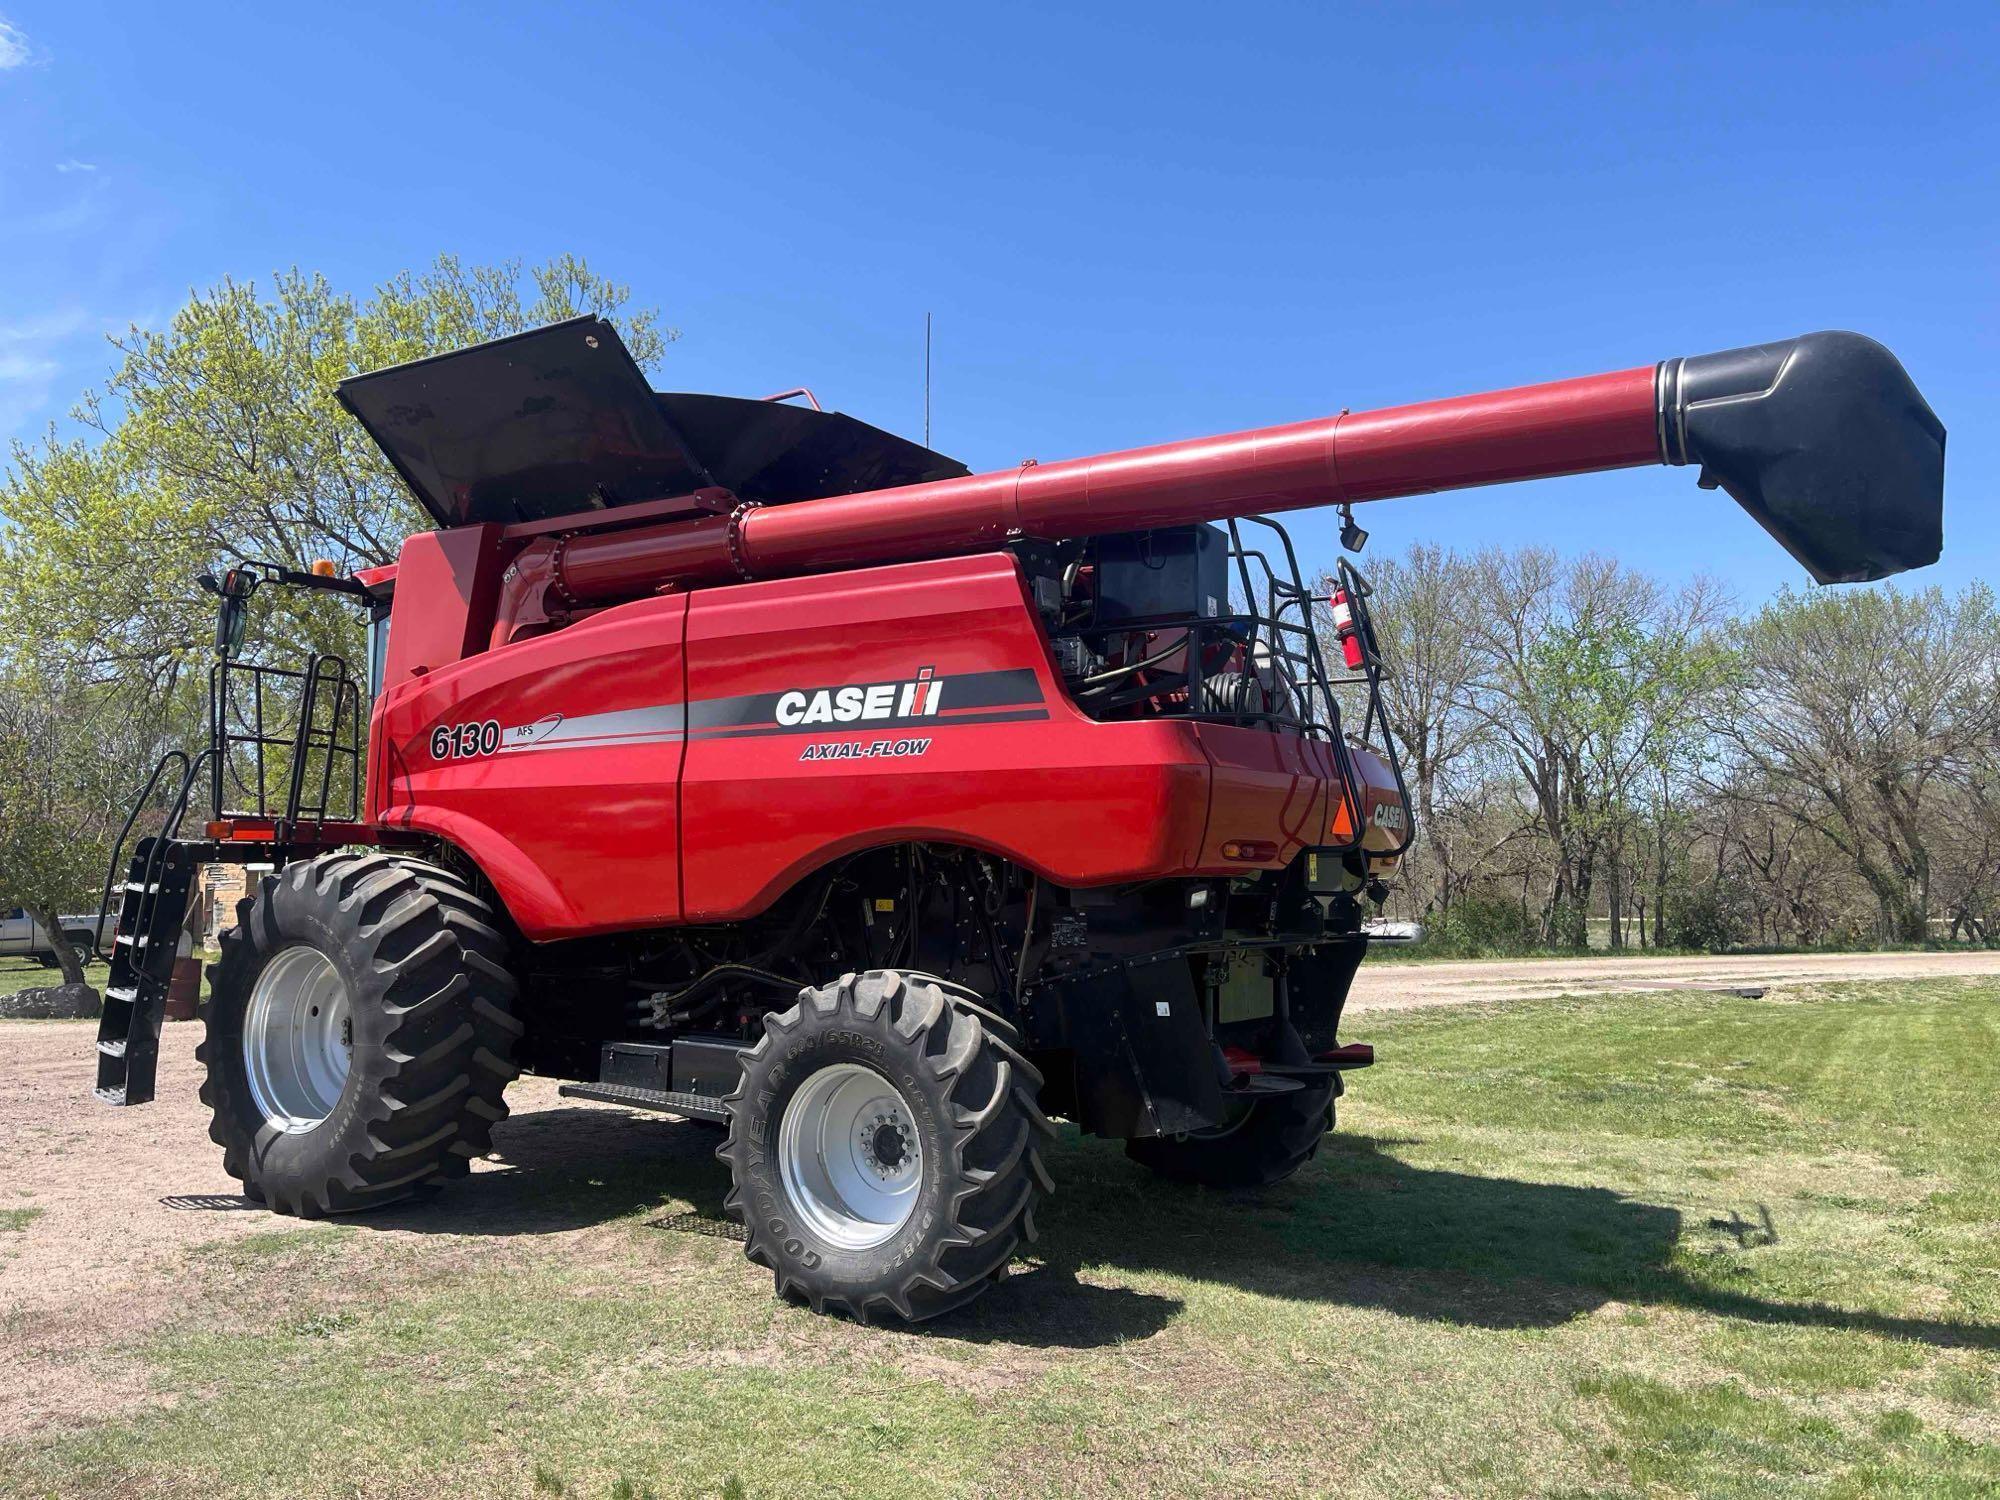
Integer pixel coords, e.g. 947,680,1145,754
242,946,351,1132
776,1062,923,1250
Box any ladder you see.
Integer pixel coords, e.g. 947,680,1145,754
94,836,200,1106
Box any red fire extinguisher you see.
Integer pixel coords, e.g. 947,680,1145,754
1330,588,1366,671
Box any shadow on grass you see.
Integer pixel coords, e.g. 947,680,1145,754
295,1101,1999,1352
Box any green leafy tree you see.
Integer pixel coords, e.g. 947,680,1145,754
0,255,673,701
0,669,141,987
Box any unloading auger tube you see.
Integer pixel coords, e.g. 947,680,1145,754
535,330,1944,603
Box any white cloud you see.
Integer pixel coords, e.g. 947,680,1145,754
0,308,117,439
0,350,58,383
0,19,31,70
54,159,96,174
0,308,96,344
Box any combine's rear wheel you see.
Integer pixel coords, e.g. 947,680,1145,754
1125,1084,1334,1188
719,969,1055,1321
199,853,521,1217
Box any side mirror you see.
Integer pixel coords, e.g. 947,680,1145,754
215,595,248,659
211,567,257,660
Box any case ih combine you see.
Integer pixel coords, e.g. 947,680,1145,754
92,320,1943,1320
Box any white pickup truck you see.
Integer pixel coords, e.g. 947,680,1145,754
0,907,115,968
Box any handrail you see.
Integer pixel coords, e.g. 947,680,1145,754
93,751,189,962
94,746,215,964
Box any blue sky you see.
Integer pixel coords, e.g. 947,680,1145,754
0,2,1992,604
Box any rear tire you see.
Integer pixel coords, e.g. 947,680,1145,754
199,852,522,1217
1125,1083,1334,1188
720,970,1055,1322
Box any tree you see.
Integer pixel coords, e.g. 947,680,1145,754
1339,544,1493,919
0,255,674,703
0,670,140,987
1720,584,2000,942
1467,549,1729,948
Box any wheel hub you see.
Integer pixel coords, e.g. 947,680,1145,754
861,1111,916,1179
241,945,351,1133
777,1062,923,1249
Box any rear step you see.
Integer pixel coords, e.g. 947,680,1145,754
1257,1044,1376,1080
1225,1073,1306,1097
559,1081,731,1124
1222,1039,1375,1089
94,838,200,1107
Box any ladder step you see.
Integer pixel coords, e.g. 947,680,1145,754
106,986,137,1003
121,881,159,894
98,1038,127,1059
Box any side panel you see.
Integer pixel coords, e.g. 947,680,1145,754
365,549,1364,939
370,594,689,937
1192,722,1332,868
679,555,1214,922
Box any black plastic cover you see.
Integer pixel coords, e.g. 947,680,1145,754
1094,525,1230,626
338,317,968,528
654,392,967,508
1661,331,1944,584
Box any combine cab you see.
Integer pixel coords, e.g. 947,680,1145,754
95,317,1944,1320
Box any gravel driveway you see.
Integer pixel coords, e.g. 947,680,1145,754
1347,947,2000,1011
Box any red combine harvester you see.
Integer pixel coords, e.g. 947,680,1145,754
92,321,1943,1319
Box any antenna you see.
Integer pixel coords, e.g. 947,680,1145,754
924,312,932,448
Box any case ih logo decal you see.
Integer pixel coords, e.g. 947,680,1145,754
775,668,943,727
422,667,1046,763
691,667,1045,739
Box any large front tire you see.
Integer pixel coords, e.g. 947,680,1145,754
199,852,522,1217
1125,1083,1334,1188
720,970,1055,1322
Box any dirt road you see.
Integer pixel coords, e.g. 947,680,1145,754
1346,947,2000,1012
0,1020,586,1439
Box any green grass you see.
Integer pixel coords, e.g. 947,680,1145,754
5,978,1997,1498
0,956,112,996
0,1207,44,1232
0,953,213,1004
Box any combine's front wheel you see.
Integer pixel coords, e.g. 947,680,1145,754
719,970,1054,1321
199,853,521,1216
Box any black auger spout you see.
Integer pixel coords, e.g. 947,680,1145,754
1657,331,1945,584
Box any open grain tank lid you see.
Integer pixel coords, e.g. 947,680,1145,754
336,316,968,528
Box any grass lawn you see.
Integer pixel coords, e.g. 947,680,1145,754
0,956,113,995
6,977,1997,1498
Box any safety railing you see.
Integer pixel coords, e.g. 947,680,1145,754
207,654,364,825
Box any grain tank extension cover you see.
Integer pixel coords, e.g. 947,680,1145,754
337,316,967,528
